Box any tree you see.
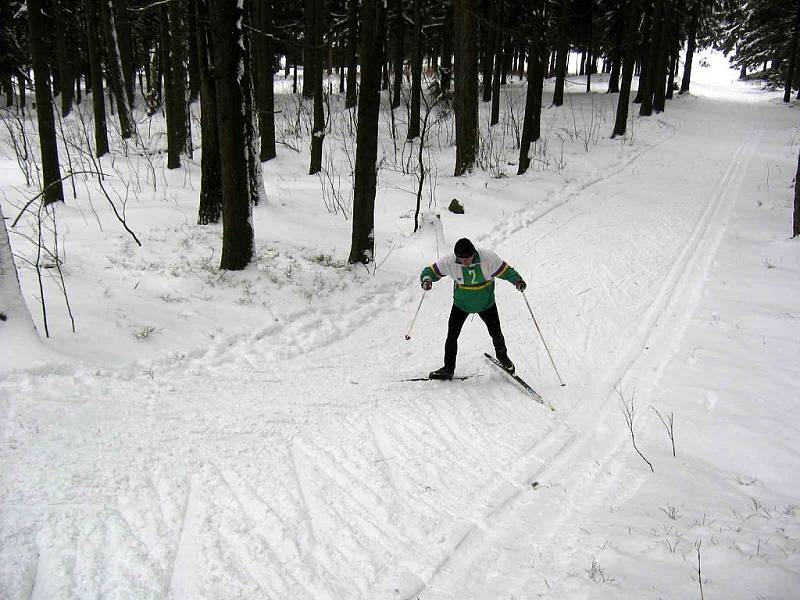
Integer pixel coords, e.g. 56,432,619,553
408,0,423,139
28,0,64,205
680,0,700,93
100,0,134,139
349,0,385,264
84,0,110,157
54,1,75,116
653,0,672,113
210,0,255,270
346,0,359,108
784,0,800,103
640,0,664,116
308,0,326,175
612,0,641,138
553,0,570,107
453,0,479,175
794,147,800,237
518,0,546,175
254,0,277,161
389,0,405,109
165,0,190,168
196,0,222,224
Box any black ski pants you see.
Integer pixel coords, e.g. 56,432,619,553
444,303,507,370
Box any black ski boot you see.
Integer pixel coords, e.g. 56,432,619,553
429,366,455,380
496,353,515,374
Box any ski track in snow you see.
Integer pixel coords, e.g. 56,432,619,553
416,97,762,599
3,82,799,598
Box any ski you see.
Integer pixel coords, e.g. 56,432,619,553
484,353,553,410
396,375,478,382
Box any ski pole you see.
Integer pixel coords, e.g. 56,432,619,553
404,291,427,340
522,291,566,386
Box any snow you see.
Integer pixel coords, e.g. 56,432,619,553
1,51,799,599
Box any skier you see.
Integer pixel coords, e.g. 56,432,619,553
420,238,526,380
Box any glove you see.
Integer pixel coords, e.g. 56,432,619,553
421,278,433,291
515,279,527,292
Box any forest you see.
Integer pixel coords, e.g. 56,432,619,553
2,0,799,279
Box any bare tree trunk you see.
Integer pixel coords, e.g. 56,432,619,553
166,0,189,168
100,0,134,138
481,0,494,103
440,0,453,93
454,0,479,175
389,0,404,109
187,0,201,102
255,0,277,161
196,0,222,224
54,2,75,116
518,0,545,175
612,0,640,138
408,0,422,139
209,0,254,270
680,0,699,94
84,0,109,157
552,0,570,106
653,0,671,113
640,0,663,116
28,0,64,204
345,0,358,108
309,0,325,174
349,0,385,265
784,1,800,103
794,147,800,237
303,0,315,98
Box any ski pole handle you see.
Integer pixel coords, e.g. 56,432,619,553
522,292,566,386
404,291,427,340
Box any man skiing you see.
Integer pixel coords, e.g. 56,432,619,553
420,238,526,380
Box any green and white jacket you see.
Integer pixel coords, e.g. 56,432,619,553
420,249,523,314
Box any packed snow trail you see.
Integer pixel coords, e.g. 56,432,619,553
3,77,799,598
416,94,763,599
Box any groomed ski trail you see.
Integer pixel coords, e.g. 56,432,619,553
413,97,761,599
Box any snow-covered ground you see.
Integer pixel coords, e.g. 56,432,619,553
2,51,799,599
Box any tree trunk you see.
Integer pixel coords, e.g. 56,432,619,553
491,36,503,125
553,0,570,106
639,0,662,116
633,1,651,103
255,0,277,161
454,0,479,175
680,0,699,94
518,0,545,175
196,0,222,224
653,0,671,113
794,147,800,237
408,0,422,139
345,0,359,108
115,0,135,105
481,0,494,103
54,2,75,116
303,0,316,98
166,0,189,168
390,0,405,108
607,6,624,94
784,2,800,103
309,0,325,174
187,0,201,102
612,0,640,138
84,0,109,157
28,0,64,205
349,0,385,265
440,0,453,92
241,2,264,207
100,0,134,138
209,0,254,270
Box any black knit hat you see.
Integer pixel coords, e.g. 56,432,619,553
454,238,476,258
